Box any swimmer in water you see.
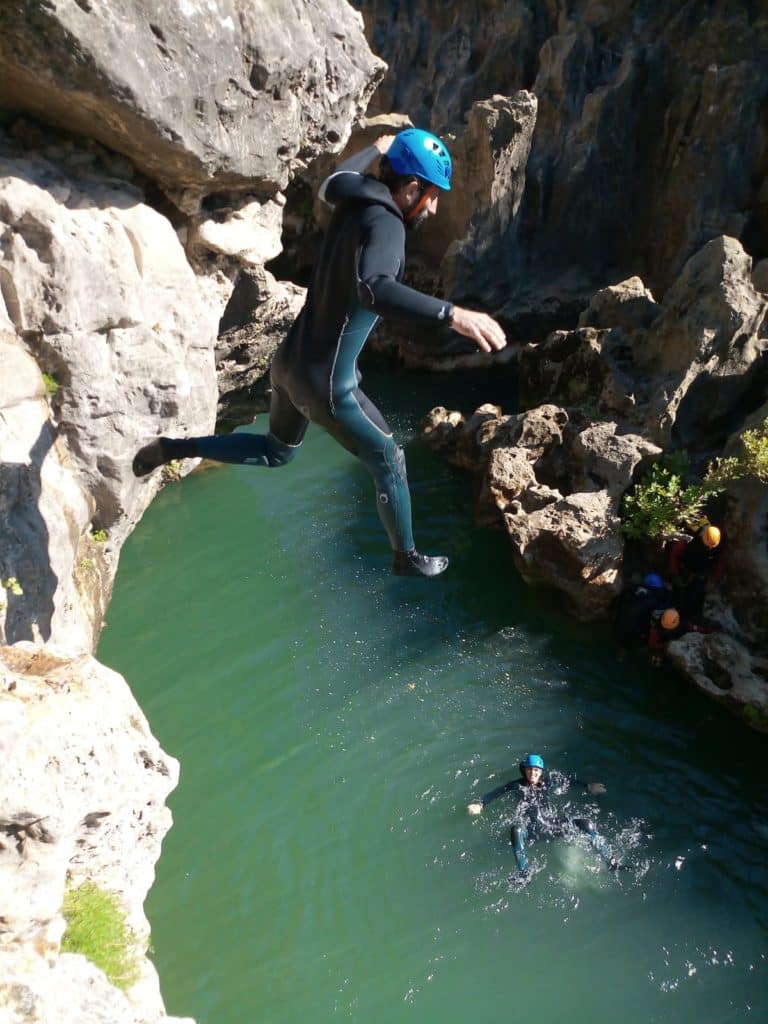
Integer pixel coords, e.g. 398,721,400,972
467,753,621,875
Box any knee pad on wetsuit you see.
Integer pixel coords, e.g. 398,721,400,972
264,433,301,468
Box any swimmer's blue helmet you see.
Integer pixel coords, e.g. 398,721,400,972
643,572,665,590
524,753,545,770
386,128,452,191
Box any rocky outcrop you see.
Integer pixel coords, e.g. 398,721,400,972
214,268,305,432
518,237,768,454
0,643,191,1024
0,0,384,209
0,146,220,647
355,1,768,334
423,234,768,715
423,402,659,618
666,631,768,733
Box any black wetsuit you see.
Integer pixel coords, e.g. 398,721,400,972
476,772,613,872
188,145,454,553
612,583,669,648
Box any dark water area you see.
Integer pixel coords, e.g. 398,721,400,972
99,361,768,1024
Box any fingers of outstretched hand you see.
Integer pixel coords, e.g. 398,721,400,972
452,307,507,352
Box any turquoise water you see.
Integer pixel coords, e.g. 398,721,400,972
99,366,768,1024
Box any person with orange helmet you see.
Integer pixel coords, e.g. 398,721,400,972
667,522,726,621
647,605,715,665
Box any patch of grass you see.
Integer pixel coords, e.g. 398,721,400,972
61,882,141,992
91,529,108,544
42,372,59,397
161,459,182,483
1,577,23,596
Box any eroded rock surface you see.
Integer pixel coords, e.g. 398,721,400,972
0,643,190,1024
356,0,768,331
423,402,659,618
0,0,384,207
423,235,768,714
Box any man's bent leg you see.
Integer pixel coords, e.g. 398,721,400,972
326,388,448,576
133,385,307,475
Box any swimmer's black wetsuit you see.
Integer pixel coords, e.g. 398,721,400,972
185,145,454,554
476,772,613,873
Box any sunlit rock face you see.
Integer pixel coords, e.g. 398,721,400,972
354,0,768,331
0,0,384,207
423,237,768,719
0,643,189,1024
423,402,659,619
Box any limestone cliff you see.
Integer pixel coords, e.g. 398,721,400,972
0,2,383,1020
354,0,768,333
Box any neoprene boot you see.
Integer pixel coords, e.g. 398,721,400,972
391,549,449,578
132,437,195,477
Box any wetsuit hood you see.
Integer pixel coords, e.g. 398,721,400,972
321,169,403,220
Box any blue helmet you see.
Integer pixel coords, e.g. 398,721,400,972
524,753,545,770
643,573,665,590
386,128,452,191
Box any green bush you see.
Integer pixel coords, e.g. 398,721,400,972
61,882,141,991
42,372,59,397
621,419,768,540
621,459,710,540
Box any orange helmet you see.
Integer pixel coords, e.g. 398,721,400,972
701,525,721,549
660,608,681,631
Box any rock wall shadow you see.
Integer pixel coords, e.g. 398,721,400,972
0,423,57,642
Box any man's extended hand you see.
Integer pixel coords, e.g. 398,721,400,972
451,306,507,353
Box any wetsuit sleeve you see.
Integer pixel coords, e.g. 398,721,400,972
356,205,454,325
319,146,382,206
478,779,519,806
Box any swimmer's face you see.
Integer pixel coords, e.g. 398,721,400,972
524,765,543,784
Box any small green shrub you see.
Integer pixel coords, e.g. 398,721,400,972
42,372,59,397
61,882,141,992
1,576,23,596
621,458,711,540
622,419,768,540
91,529,108,544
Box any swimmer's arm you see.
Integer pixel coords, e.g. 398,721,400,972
467,779,518,814
357,206,454,326
568,776,607,795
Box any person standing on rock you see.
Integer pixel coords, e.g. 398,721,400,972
133,128,506,577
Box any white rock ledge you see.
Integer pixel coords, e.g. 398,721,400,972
0,642,193,1024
